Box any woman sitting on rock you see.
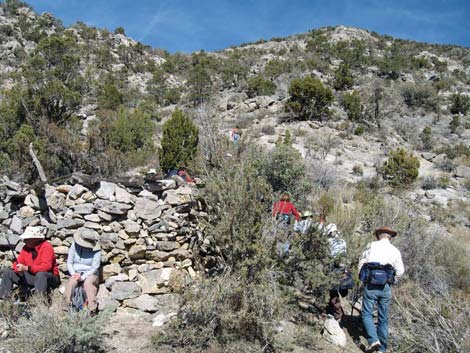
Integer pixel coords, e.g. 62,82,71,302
64,228,101,316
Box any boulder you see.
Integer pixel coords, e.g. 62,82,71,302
454,165,470,178
162,189,192,205
111,281,141,301
146,250,171,262
10,216,23,234
156,241,180,252
123,294,160,312
129,245,146,260
138,190,160,202
68,184,89,200
105,273,130,289
322,317,347,348
47,192,66,212
121,219,141,235
94,199,132,215
56,218,85,230
137,268,174,294
115,187,134,204
84,214,101,222
103,263,122,278
145,179,176,192
72,203,95,215
133,197,161,221
152,312,177,327
96,181,117,200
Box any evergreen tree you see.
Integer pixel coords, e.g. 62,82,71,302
333,62,354,90
159,109,199,172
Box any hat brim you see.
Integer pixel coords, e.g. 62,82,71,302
20,234,45,240
74,233,100,251
375,228,397,237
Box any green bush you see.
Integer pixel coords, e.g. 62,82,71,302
159,109,199,172
420,126,433,150
264,59,291,79
380,148,420,187
2,296,109,353
246,75,276,97
449,115,460,134
114,26,125,35
98,76,124,110
401,83,438,111
333,63,354,90
450,93,470,115
341,90,363,121
285,76,334,121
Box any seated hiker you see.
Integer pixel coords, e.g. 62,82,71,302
325,223,352,323
229,126,241,144
272,193,301,227
294,210,314,234
0,226,60,300
64,229,101,315
177,169,194,183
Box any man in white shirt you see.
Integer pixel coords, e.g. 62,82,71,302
358,226,404,353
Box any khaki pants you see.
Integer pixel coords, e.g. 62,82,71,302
64,275,99,311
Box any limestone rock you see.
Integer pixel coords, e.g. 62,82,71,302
162,189,192,205
111,281,141,300
121,219,141,235
72,203,95,215
96,181,116,200
156,241,180,252
105,273,130,289
10,216,23,234
103,263,122,278
115,187,134,204
94,199,132,215
134,197,161,221
57,218,85,230
129,245,146,260
137,268,174,294
68,184,89,200
152,312,177,327
123,294,160,312
322,317,347,348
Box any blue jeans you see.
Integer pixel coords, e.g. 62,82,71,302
362,283,392,352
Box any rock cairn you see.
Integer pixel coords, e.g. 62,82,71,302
0,174,211,317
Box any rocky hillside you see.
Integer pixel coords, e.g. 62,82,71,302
0,1,469,353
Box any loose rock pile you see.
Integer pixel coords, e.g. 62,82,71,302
0,175,213,318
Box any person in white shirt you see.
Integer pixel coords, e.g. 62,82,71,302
358,226,404,353
294,211,314,234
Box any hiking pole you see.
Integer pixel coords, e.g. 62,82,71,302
350,283,363,316
5,236,28,299
5,235,17,262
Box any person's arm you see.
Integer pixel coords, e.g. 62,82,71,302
29,243,55,274
12,250,26,272
67,243,76,276
272,202,279,217
290,204,301,221
80,250,101,280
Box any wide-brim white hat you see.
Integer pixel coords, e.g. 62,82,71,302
20,226,46,240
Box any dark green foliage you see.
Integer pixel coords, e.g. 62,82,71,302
98,75,124,110
114,26,125,35
378,43,407,79
341,91,363,121
220,58,248,89
187,52,214,106
401,83,438,111
22,34,83,126
108,108,154,154
449,115,460,134
246,75,276,97
450,93,470,115
380,148,420,187
420,126,433,150
159,109,199,172
333,63,354,90
285,76,334,121
264,59,291,79
1,0,30,14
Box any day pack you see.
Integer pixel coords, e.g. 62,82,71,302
71,285,87,311
359,262,395,286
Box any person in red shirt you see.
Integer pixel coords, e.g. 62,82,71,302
272,193,301,225
0,226,60,300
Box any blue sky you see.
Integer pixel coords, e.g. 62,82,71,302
27,0,469,53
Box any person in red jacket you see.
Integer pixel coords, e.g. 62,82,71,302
0,226,60,300
272,193,301,225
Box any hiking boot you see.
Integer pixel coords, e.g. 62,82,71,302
366,341,381,352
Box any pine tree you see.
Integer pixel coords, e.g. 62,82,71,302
159,109,199,172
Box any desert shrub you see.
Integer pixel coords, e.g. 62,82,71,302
246,75,276,97
114,26,125,35
285,77,334,121
159,109,199,172
420,126,433,150
449,93,470,115
98,75,124,110
421,176,438,190
341,90,363,121
261,124,276,135
333,63,354,90
3,295,109,353
380,148,420,187
259,142,309,200
401,83,438,111
354,125,365,135
449,115,460,134
264,59,291,79
352,164,363,175
392,284,470,353
435,143,470,160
